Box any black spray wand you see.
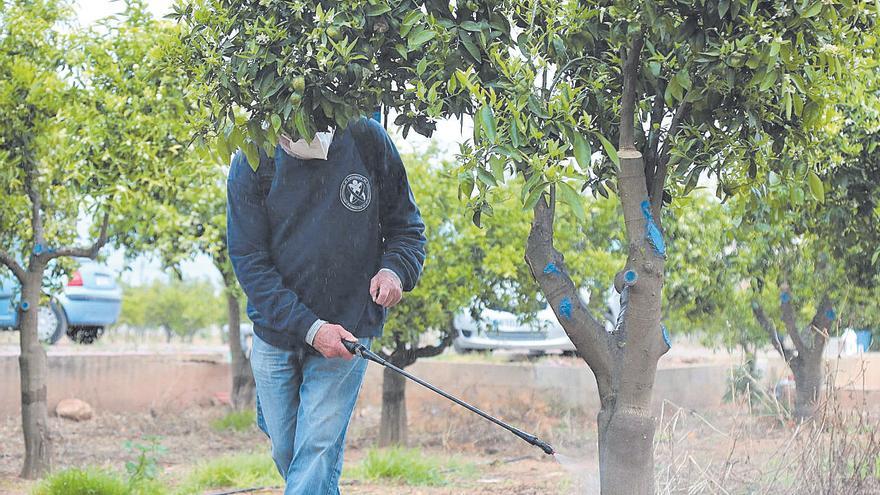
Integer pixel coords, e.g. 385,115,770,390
342,339,555,455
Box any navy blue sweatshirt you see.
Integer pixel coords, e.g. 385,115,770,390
226,118,427,351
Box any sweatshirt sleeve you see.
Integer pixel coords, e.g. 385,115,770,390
375,124,427,292
226,151,320,344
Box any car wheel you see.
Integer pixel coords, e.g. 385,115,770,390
562,350,580,358
67,326,104,344
37,300,67,345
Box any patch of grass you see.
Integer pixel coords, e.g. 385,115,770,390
31,467,167,495
32,468,129,495
345,447,474,486
210,409,256,432
173,453,281,494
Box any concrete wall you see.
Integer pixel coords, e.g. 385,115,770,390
1,351,877,418
0,352,229,416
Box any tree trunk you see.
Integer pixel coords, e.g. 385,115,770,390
227,291,254,409
379,364,408,447
19,271,52,479
792,352,823,420
598,406,656,494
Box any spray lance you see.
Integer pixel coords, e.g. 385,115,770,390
341,339,555,456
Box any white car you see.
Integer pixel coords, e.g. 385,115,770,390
452,305,577,354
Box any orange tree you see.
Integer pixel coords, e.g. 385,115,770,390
0,0,199,478
175,1,876,492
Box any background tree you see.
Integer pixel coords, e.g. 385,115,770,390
118,278,224,342
125,149,257,409
728,86,880,419
0,0,200,477
175,1,875,492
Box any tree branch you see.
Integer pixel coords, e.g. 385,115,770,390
48,212,110,260
619,31,644,150
644,91,667,182
649,102,689,215
415,328,455,359
751,301,792,363
0,250,26,283
779,282,808,355
808,294,834,351
23,162,45,247
525,188,613,401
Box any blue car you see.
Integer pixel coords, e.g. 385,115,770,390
0,261,123,344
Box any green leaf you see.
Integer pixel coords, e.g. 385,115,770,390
480,105,497,143
490,155,505,181
401,10,421,26
366,4,392,16
242,141,260,171
510,119,521,147
270,114,282,133
802,2,823,17
557,181,585,221
461,21,483,32
523,182,547,210
808,172,824,203
408,30,436,50
596,134,619,166
573,133,592,169
459,33,481,61
477,168,498,187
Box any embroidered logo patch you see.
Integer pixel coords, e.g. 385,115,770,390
340,173,371,212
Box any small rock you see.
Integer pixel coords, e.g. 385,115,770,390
56,398,93,421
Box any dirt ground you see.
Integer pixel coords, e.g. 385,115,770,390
0,404,580,495
3,396,877,495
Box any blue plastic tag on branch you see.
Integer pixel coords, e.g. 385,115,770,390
825,309,836,321
640,201,665,257
661,324,671,348
559,297,572,320
781,292,792,304
543,262,562,276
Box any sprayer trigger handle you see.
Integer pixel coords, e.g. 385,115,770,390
341,339,363,357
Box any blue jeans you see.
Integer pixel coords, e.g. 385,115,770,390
250,333,370,495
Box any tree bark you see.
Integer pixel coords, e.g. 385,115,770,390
19,270,52,479
792,351,823,420
789,295,833,421
379,364,408,447
227,291,254,410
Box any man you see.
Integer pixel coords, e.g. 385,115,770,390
227,117,426,494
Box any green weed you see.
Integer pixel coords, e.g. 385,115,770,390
31,467,167,495
174,453,280,494
210,409,256,432
345,447,472,486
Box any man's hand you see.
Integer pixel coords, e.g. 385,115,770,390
370,269,403,308
312,323,357,359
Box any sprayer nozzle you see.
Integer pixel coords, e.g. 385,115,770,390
536,440,555,455
527,437,556,455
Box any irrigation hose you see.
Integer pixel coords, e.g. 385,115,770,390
341,339,555,455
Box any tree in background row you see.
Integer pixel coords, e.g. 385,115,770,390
125,147,258,410
118,278,224,342
175,1,876,492
0,0,201,477
730,69,880,419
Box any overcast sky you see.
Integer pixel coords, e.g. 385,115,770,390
72,0,470,288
